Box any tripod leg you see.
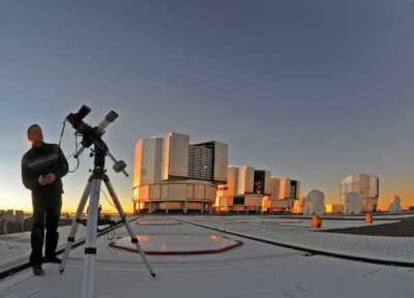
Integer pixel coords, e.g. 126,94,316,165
59,181,91,273
82,179,101,298
104,178,156,277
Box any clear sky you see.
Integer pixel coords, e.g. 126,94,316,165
1,0,414,212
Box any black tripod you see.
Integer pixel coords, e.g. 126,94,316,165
59,145,155,298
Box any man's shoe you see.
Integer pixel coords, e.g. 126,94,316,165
43,256,62,264
32,266,45,276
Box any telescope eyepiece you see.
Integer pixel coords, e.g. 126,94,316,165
77,105,91,119
66,105,91,132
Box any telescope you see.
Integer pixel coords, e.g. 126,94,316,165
61,105,155,298
66,105,128,176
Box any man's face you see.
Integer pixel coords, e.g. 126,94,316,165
28,125,44,146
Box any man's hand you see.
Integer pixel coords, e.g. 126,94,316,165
38,174,56,186
44,173,56,184
38,175,48,186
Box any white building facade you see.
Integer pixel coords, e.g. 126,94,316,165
133,132,228,214
341,174,379,214
216,165,300,213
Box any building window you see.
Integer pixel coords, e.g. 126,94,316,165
233,196,245,205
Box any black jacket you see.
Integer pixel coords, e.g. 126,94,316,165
21,143,69,193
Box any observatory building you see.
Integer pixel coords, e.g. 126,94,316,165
388,195,402,213
344,192,362,214
133,132,228,214
215,166,300,213
341,174,379,214
303,190,325,216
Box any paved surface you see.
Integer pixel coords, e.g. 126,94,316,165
0,225,87,272
323,216,414,237
1,215,414,298
173,215,414,263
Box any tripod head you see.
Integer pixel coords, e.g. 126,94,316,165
66,105,129,177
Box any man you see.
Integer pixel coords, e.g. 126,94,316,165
21,124,69,276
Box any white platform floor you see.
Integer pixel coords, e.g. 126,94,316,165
1,215,414,298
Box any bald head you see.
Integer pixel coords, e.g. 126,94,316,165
27,124,44,146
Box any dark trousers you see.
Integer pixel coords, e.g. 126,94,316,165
30,190,62,266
